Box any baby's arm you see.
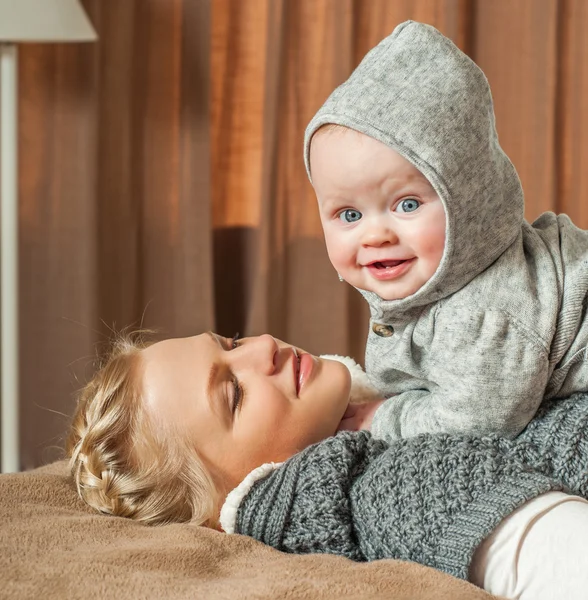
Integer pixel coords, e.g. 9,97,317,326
369,307,551,441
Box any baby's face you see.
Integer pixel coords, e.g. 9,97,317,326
140,333,351,494
310,128,446,301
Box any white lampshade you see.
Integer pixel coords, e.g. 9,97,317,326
0,0,97,42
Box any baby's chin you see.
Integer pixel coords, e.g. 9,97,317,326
348,273,417,301
363,284,407,302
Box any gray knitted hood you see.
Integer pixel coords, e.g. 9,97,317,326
303,21,524,313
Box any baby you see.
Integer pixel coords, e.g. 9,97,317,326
67,330,588,600
305,21,588,440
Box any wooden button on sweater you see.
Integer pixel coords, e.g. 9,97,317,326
372,323,394,337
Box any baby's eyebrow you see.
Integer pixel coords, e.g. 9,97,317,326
319,196,348,211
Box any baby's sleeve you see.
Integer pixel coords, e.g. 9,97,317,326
370,307,550,441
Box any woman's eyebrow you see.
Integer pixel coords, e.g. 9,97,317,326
207,363,219,406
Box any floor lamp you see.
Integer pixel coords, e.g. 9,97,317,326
0,0,97,473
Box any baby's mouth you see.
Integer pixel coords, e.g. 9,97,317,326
371,260,405,269
365,258,415,280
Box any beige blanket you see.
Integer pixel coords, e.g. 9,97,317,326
0,461,498,599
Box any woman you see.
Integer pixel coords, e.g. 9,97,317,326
68,331,588,599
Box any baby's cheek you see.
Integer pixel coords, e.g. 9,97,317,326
326,235,356,268
420,226,445,261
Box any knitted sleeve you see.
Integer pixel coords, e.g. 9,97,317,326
356,392,588,579
512,392,588,497
350,434,559,580
235,430,561,580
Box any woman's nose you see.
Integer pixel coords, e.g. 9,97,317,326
361,217,399,247
234,334,277,374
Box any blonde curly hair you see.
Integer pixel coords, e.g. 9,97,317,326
66,333,219,527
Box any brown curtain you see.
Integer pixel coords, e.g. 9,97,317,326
18,0,213,468
10,0,588,469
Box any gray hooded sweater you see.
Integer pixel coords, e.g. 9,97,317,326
230,393,588,581
304,21,588,440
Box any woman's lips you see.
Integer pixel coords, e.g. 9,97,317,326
298,353,314,395
366,257,415,281
293,349,300,394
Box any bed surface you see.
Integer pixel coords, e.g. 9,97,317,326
0,460,497,599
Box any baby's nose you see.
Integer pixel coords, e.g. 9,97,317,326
361,220,399,247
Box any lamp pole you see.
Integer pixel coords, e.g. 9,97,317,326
0,41,19,473
0,0,97,473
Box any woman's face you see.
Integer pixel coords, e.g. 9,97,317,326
141,333,351,493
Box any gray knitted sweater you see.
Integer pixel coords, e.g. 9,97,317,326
304,21,588,440
224,394,588,581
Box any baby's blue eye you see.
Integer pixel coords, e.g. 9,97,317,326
395,198,421,213
339,209,362,223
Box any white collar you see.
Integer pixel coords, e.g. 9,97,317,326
219,462,283,534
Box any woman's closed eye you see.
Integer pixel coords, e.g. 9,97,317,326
230,333,244,414
231,377,244,414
